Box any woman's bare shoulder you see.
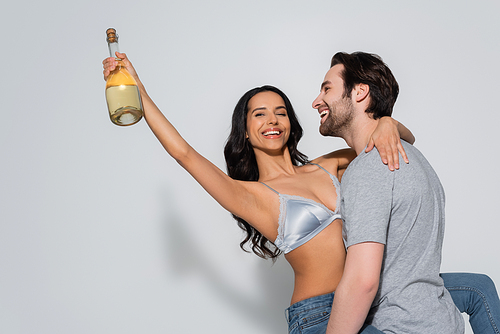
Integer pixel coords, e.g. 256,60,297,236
310,148,357,173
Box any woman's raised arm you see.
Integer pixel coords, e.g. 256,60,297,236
365,117,415,171
102,53,266,225
312,116,414,177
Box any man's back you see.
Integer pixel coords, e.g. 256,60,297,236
340,141,464,333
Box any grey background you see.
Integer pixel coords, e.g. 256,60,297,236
1,0,498,333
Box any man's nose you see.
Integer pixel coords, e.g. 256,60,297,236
312,94,322,109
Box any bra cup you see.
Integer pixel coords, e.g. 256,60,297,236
281,199,333,250
265,163,342,254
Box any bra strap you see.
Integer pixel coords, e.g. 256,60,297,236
260,182,279,195
309,162,334,178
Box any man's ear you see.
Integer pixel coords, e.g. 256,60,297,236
354,83,369,103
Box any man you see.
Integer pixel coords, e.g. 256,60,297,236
312,52,464,333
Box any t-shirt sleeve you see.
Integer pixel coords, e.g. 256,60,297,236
341,151,394,248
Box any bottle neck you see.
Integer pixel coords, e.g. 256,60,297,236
108,41,120,59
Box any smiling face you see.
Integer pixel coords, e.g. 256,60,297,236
245,91,291,154
312,64,355,138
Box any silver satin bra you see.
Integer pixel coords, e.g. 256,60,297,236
261,163,342,254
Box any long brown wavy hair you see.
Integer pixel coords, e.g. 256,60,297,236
223,85,308,260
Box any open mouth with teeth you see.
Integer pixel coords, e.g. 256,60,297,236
262,129,283,137
319,109,329,123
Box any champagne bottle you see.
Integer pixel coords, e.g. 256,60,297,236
105,28,143,126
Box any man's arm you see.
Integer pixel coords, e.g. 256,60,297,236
326,242,385,334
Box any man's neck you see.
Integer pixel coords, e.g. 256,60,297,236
343,118,379,156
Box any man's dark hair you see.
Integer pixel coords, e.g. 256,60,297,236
331,52,399,119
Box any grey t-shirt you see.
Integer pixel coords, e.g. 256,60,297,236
340,141,464,334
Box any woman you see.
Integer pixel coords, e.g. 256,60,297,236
102,53,500,334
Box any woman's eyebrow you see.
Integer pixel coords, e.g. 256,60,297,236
251,106,267,113
251,105,286,113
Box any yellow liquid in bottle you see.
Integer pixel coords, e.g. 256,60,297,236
106,85,143,126
105,61,143,126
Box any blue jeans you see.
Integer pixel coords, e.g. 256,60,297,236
285,292,383,334
285,273,500,334
443,273,500,334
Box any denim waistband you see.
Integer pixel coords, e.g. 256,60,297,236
285,291,335,323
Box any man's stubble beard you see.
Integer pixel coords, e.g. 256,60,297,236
319,96,355,138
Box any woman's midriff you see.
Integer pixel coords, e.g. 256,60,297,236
284,220,346,305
